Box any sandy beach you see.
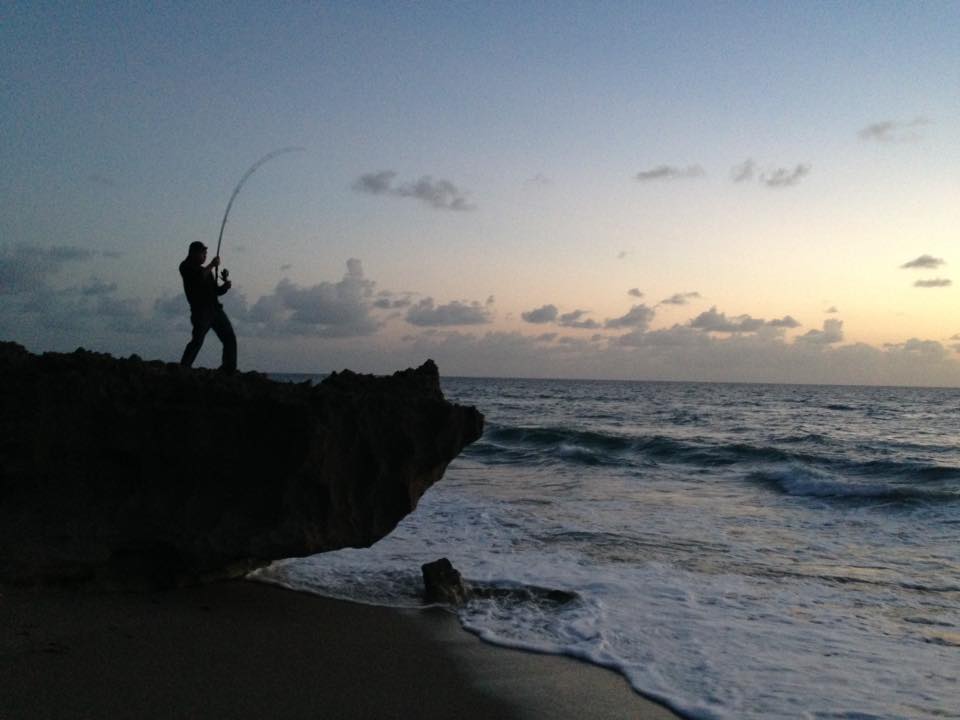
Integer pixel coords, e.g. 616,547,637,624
1,579,680,719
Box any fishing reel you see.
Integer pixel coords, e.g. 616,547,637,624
220,268,230,283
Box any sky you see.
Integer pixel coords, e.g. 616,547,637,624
2,2,959,385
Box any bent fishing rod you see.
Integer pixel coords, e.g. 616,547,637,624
214,146,305,281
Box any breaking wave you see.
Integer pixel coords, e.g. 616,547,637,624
474,423,960,501
749,465,960,503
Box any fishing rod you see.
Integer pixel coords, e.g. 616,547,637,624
215,146,305,281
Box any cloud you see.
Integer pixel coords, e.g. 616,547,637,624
628,288,643,298
0,243,95,294
165,259,383,340
353,170,474,210
884,338,949,356
615,323,708,348
248,258,380,337
731,159,756,183
901,254,945,270
617,251,628,260
79,278,118,296
635,165,704,182
527,173,551,185
859,122,896,141
521,304,559,324
559,310,600,329
396,177,474,211
373,296,412,310
11,278,960,388
688,307,797,332
914,278,951,288
406,298,492,326
395,322,960,387
396,330,626,380
280,263,292,272
244,292,283,324
768,315,801,328
605,304,655,330
557,335,592,347
373,298,410,310
92,292,140,322
825,306,838,314
904,338,949,356
760,164,811,188
659,291,700,306
732,160,810,188
797,319,844,345
372,290,414,311
153,294,185,319
513,307,602,330
353,170,396,194
0,253,147,344
858,117,930,142
690,306,765,333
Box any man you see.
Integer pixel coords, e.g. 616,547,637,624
179,241,237,372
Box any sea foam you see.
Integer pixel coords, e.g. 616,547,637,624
258,375,960,719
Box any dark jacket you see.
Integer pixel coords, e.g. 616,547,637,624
179,259,227,314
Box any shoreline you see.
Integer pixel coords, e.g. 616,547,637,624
1,579,681,719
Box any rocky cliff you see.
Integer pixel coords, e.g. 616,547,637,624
0,343,483,588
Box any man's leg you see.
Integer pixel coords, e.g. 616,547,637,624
180,312,213,368
211,308,237,372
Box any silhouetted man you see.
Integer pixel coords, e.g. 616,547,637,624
179,241,236,372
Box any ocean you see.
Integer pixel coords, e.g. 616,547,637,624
253,377,960,719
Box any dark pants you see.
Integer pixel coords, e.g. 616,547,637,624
180,306,237,372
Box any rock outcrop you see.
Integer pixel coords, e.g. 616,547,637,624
0,343,483,588
421,557,469,606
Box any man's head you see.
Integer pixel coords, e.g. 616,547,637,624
188,241,208,262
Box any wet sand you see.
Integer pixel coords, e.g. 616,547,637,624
1,579,681,719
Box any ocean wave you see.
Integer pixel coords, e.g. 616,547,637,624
469,581,580,608
254,561,584,619
556,443,613,465
903,616,955,627
748,465,960,504
479,424,809,469
467,440,550,465
485,424,634,452
667,408,705,425
772,432,830,445
476,423,960,491
851,460,960,483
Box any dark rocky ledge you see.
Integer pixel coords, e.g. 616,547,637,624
0,343,483,588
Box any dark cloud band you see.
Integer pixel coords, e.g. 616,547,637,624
635,165,704,182
354,171,475,211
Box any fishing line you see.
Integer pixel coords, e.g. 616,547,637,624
215,146,305,278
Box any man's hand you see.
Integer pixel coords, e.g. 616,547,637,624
209,256,221,269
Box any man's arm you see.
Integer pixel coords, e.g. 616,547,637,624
202,256,221,277
206,256,231,295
